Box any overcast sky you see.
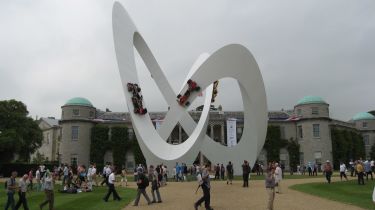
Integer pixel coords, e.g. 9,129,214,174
0,0,374,121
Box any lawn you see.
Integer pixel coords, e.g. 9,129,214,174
290,179,375,210
0,184,137,210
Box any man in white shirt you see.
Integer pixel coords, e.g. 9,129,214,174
35,169,41,192
275,163,283,193
103,166,121,202
15,174,29,210
91,163,98,186
340,162,348,181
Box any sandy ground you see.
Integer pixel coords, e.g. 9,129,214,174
122,176,365,210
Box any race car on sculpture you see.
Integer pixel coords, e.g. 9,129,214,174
177,79,201,106
127,83,148,115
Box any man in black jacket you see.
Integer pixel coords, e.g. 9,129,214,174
242,160,251,187
133,168,151,206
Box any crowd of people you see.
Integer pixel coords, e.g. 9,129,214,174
3,158,375,210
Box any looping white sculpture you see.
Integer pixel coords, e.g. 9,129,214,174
112,2,268,175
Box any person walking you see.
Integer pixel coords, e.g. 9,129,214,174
39,170,55,210
275,163,282,193
103,166,121,202
324,160,333,184
27,170,33,191
35,168,41,192
242,160,250,187
339,162,348,181
5,171,18,210
194,164,213,210
265,169,276,210
214,164,220,180
220,164,225,180
356,161,365,185
150,165,162,203
226,161,234,185
133,167,151,206
15,174,29,210
365,160,373,180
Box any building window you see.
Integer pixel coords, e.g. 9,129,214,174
72,109,80,116
311,107,319,115
314,151,322,164
363,122,368,128
70,154,78,166
89,111,94,118
363,135,370,145
280,126,285,139
313,124,320,138
299,152,304,165
297,109,302,116
71,126,79,141
298,125,303,139
46,133,50,144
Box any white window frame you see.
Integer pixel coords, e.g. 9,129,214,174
71,126,79,141
313,124,320,138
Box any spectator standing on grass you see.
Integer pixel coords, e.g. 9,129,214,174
121,168,128,187
275,163,282,193
356,160,365,185
365,160,373,180
5,171,18,210
324,160,333,184
35,168,41,192
265,169,276,210
27,169,33,191
39,170,54,210
339,162,348,181
15,174,29,210
62,164,69,187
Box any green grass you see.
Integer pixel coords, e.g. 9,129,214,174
0,184,136,210
290,180,375,210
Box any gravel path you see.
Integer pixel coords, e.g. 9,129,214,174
122,176,365,210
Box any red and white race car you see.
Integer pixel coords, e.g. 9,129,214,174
177,79,201,106
127,83,148,115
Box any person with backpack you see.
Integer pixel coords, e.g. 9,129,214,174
5,171,18,210
133,167,151,206
103,166,121,202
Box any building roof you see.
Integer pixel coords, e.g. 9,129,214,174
65,97,93,107
352,112,375,121
296,96,327,106
41,117,59,127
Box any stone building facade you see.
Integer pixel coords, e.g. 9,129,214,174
34,96,373,171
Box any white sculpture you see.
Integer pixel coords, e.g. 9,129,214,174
112,2,268,175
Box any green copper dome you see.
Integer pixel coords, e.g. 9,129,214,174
65,97,93,107
352,112,375,121
297,96,326,105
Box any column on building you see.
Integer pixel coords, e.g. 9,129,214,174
210,124,214,139
220,123,225,145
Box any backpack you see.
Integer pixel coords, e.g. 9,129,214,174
143,176,149,187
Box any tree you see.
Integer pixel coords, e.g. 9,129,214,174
287,138,300,172
111,126,128,169
370,144,375,160
263,125,287,162
0,99,42,163
90,125,109,165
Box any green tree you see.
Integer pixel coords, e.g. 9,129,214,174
111,126,128,168
0,100,42,163
263,125,287,162
370,144,375,160
287,138,300,172
90,125,109,165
